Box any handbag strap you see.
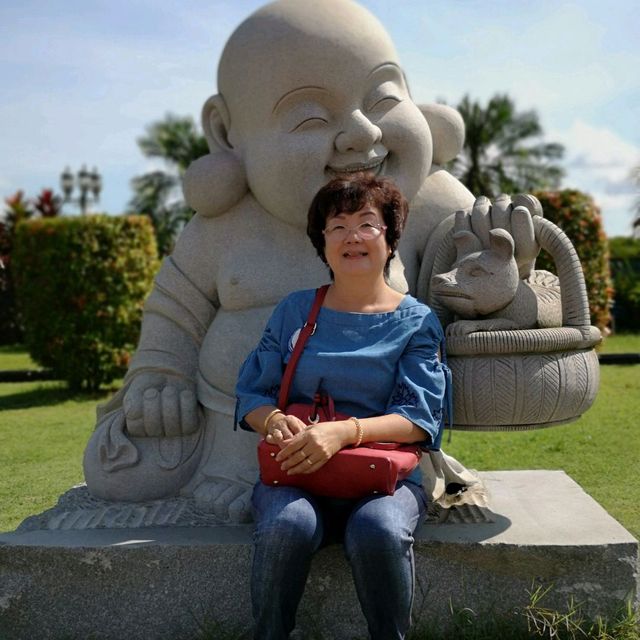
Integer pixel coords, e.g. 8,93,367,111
277,285,330,410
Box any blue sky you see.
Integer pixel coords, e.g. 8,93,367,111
1,0,638,236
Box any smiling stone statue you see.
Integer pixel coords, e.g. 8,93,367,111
83,0,597,522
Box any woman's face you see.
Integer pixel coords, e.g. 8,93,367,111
322,205,391,281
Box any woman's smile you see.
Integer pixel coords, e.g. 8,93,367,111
342,249,369,259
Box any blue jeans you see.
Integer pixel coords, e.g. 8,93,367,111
250,481,428,640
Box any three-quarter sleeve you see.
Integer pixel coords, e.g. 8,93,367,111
386,313,450,450
234,312,286,431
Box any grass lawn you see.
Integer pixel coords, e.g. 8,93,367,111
598,332,640,353
0,344,38,370
1,336,639,538
0,380,106,532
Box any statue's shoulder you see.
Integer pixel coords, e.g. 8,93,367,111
415,169,474,219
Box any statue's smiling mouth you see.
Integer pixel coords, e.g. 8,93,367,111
328,155,387,176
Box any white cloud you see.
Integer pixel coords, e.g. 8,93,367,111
554,120,640,236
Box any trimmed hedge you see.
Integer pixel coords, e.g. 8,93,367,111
608,236,640,332
534,190,613,332
0,220,23,345
13,215,159,390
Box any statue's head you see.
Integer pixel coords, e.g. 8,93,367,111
186,0,454,227
431,229,520,318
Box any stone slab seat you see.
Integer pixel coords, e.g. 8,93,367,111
1,470,638,640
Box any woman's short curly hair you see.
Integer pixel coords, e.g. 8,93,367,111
307,173,409,278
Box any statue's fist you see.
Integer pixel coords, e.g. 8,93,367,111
123,373,200,437
454,194,543,279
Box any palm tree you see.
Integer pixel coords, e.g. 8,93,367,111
451,94,564,198
130,114,209,255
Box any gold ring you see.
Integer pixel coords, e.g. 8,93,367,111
301,449,308,458
306,458,313,465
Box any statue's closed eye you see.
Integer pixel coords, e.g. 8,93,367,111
290,116,329,133
368,95,401,111
365,80,403,112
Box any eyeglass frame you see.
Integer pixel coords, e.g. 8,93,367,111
322,221,388,242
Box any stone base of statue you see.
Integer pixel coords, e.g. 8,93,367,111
1,470,637,640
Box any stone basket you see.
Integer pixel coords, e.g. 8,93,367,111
428,216,601,430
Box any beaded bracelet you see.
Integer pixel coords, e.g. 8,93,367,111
349,416,363,447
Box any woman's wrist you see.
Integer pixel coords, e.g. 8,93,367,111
263,408,284,434
333,417,362,447
349,416,363,447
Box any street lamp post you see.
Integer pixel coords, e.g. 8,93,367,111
60,165,102,215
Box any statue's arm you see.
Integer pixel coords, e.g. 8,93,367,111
107,214,221,438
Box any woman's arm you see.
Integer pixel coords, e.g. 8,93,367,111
276,413,425,475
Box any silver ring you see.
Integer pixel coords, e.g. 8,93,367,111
306,458,313,466
300,449,308,458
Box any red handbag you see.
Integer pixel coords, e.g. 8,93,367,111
257,285,421,499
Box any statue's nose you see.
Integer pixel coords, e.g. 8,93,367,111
334,110,382,153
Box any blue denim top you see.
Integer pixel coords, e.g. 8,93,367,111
235,289,451,483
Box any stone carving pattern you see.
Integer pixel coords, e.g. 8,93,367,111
430,200,601,430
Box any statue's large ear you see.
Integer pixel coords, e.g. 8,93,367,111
419,103,465,165
182,94,247,217
202,94,233,153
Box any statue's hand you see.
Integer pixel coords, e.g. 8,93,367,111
123,373,199,437
454,194,543,279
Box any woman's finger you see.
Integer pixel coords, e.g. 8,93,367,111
291,453,329,476
284,415,307,435
301,455,329,474
276,423,294,441
275,435,308,463
267,427,285,446
280,447,313,471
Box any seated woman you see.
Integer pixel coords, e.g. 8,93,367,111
235,173,450,640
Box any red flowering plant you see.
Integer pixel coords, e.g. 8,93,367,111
4,190,34,233
33,189,62,218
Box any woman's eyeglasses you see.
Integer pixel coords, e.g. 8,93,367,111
323,222,387,242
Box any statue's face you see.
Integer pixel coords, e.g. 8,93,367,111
220,4,433,228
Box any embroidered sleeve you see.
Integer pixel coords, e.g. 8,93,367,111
234,308,286,431
386,311,448,449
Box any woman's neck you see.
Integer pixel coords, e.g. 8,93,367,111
324,276,404,313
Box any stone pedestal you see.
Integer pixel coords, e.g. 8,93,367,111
1,471,637,640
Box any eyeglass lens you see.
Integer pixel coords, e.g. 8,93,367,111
325,223,383,240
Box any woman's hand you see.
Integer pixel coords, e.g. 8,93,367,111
264,413,308,449
275,420,353,475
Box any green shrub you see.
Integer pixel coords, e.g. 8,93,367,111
13,215,159,390
0,220,24,345
533,190,613,331
608,236,640,332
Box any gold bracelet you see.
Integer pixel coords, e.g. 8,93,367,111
264,408,284,433
349,416,363,447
